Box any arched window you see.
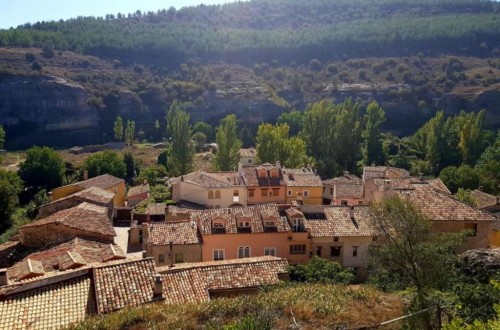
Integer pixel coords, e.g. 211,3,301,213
215,190,221,199
208,191,214,199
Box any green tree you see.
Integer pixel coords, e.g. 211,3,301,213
213,114,242,171
124,120,136,146
123,152,136,181
166,102,194,176
157,150,168,169
368,196,465,328
455,188,478,206
439,165,479,194
289,256,354,284
0,170,23,232
239,124,254,148
475,131,500,194
113,116,124,141
458,110,486,165
301,99,363,177
19,146,65,190
363,101,386,166
83,150,126,178
0,125,5,149
154,119,161,141
193,122,212,141
277,111,304,136
192,131,207,152
256,123,308,168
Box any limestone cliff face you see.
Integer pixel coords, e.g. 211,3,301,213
0,75,98,130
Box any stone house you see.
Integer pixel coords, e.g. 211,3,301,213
142,221,202,266
38,186,114,219
282,168,323,205
239,162,286,205
189,204,310,264
470,188,500,215
322,172,364,206
300,204,375,279
19,202,116,248
127,183,150,207
50,173,126,206
239,148,257,166
170,171,247,209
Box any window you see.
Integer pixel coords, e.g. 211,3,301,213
341,200,348,206
213,249,224,261
175,253,184,263
287,190,292,196
323,187,325,193
265,221,275,227
289,244,306,254
238,221,250,228
272,188,280,196
208,191,214,199
358,201,363,205
233,190,240,203
261,188,269,197
248,159,252,163
333,236,339,242
352,246,358,257
330,246,341,257
159,254,165,263
248,189,255,197
264,247,276,256
316,246,322,256
303,190,309,197
292,218,303,232
215,190,221,199
330,188,333,194
238,246,251,258
465,223,478,236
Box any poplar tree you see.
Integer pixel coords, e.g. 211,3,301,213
166,102,194,176
213,114,242,171
113,116,123,141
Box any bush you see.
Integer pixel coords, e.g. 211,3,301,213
289,256,355,284
308,59,322,71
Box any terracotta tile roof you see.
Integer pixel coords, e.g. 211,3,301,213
0,276,95,330
8,259,45,281
335,182,364,198
322,174,362,186
427,178,451,194
127,184,150,198
282,168,322,187
7,238,126,281
397,185,497,222
146,203,166,215
492,219,500,231
181,171,244,188
73,174,124,190
42,187,114,210
58,251,87,271
21,202,116,238
304,206,375,237
148,222,201,245
470,189,500,209
240,165,284,187
0,241,21,268
93,258,156,314
190,204,291,235
157,256,288,304
363,166,410,179
239,148,257,157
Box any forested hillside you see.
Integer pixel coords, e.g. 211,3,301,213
0,0,499,149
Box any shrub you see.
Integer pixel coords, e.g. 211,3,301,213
289,256,355,284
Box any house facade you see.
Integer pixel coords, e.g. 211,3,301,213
51,173,126,206
170,171,247,209
282,168,323,205
239,163,286,205
322,172,364,206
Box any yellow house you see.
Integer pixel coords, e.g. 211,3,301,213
51,174,126,206
491,220,500,247
282,168,323,205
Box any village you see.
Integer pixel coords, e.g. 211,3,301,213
0,146,498,330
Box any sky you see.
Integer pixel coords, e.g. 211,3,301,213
0,0,230,29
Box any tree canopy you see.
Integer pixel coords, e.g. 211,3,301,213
82,150,126,178
166,102,194,176
19,146,65,191
213,114,242,171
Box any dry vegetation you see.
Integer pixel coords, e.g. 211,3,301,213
68,283,405,330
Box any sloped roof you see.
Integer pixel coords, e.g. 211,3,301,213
127,184,150,198
73,174,124,190
0,276,94,330
282,168,322,187
190,204,291,235
322,174,362,186
397,185,497,222
180,171,244,188
335,182,364,198
7,238,126,281
240,165,284,187
21,203,116,238
304,206,375,237
146,203,166,215
157,256,288,304
239,148,257,157
470,189,500,209
148,222,201,245
93,258,156,314
8,259,45,281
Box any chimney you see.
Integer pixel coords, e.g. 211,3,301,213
348,205,354,219
142,251,148,259
344,170,350,177
418,173,423,181
478,186,484,192
169,241,174,267
496,196,499,205
143,178,148,185
181,175,184,182
153,274,164,300
83,170,89,180
0,268,8,286
276,160,281,168
238,162,243,172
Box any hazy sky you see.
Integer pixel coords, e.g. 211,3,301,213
0,0,230,29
